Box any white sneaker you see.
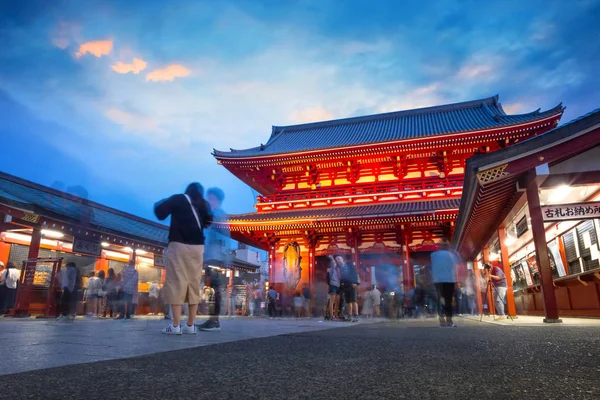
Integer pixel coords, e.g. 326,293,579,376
162,324,182,335
181,323,197,335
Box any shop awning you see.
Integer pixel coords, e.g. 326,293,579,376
453,108,600,261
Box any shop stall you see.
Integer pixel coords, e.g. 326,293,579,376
453,108,600,321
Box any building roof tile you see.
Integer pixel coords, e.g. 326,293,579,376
214,96,563,159
0,173,168,245
226,198,461,223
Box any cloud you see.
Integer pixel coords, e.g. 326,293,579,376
112,58,148,74
105,107,169,140
75,40,113,58
289,106,334,124
502,103,525,114
146,64,191,82
457,63,493,80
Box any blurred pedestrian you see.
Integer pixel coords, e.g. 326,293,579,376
326,255,340,321
198,187,230,332
104,268,118,318
302,283,311,317
85,271,100,318
120,261,138,320
0,262,19,314
340,257,360,322
57,262,78,320
267,285,278,319
155,182,213,335
430,248,458,327
149,281,160,315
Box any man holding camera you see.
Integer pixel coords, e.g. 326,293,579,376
484,264,507,320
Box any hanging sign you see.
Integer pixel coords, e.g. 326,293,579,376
154,254,165,267
72,238,102,256
542,201,600,222
548,239,566,277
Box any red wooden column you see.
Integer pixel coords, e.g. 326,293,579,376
527,174,562,323
268,243,276,284
498,227,517,317
403,234,412,294
304,231,319,290
14,228,42,316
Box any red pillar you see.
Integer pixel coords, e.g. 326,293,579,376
527,175,561,323
268,244,276,285
403,234,413,294
308,245,315,289
352,235,360,277
14,228,42,316
498,227,517,317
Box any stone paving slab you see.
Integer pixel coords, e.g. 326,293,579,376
0,316,380,375
0,319,598,400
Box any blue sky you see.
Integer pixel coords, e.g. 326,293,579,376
1,0,599,221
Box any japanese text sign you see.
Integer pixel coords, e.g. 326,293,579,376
541,201,600,222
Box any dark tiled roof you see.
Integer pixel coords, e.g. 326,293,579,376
0,172,168,245
227,198,461,223
214,96,563,158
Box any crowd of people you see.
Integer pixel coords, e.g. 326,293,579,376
0,182,509,331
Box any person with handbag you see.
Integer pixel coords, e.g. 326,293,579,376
155,182,213,335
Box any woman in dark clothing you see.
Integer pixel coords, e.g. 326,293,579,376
104,268,118,318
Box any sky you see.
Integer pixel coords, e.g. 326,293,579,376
1,0,599,222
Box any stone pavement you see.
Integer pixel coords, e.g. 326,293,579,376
0,316,378,375
0,317,598,399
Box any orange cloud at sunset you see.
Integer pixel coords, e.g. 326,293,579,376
75,40,113,58
112,58,148,74
146,64,191,82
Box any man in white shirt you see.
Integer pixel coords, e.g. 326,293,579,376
0,262,20,314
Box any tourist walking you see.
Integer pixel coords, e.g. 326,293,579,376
267,285,278,318
104,268,118,318
198,187,229,331
155,182,213,335
340,257,360,322
149,281,160,315
430,248,458,327
0,262,20,314
464,270,476,315
0,261,6,313
58,262,78,320
302,284,311,317
485,263,508,320
85,271,101,318
326,255,340,320
120,261,139,319
227,285,237,318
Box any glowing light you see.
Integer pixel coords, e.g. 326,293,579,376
101,242,110,247
123,247,133,253
41,229,64,239
548,185,571,203
135,249,147,255
504,234,516,247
